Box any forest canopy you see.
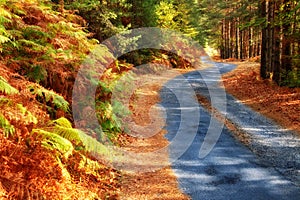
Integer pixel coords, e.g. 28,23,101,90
60,0,300,86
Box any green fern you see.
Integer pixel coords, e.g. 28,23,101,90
32,117,112,164
96,99,130,134
17,39,46,52
28,85,69,112
0,114,15,137
45,117,110,157
32,129,74,159
0,34,10,43
52,125,83,146
78,130,110,156
52,117,73,128
26,65,48,83
0,6,13,49
0,76,19,95
0,5,12,20
22,25,51,41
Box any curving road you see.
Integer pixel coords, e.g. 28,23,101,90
159,57,300,200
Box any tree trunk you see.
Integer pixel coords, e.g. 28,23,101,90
281,0,292,78
221,19,225,59
260,0,267,79
236,17,240,59
249,27,253,58
273,1,281,84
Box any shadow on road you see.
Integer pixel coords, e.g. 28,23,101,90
159,58,300,199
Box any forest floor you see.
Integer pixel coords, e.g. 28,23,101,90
119,60,300,199
222,61,300,135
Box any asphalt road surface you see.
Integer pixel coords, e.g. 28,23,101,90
160,57,300,200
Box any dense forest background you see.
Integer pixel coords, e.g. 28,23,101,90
1,0,299,87
0,0,299,199
60,0,300,86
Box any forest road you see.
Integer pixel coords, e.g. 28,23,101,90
159,56,300,200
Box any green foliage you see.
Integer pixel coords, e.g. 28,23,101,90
0,0,98,92
0,2,13,50
153,0,200,41
0,99,39,139
1,4,52,57
115,30,142,54
134,0,158,27
155,1,178,29
33,129,74,159
0,114,15,137
32,117,111,166
95,72,132,135
96,101,122,134
47,20,95,52
26,64,48,83
64,0,128,41
282,69,300,87
0,1,120,197
28,85,69,113
42,117,110,155
78,131,110,157
47,117,83,146
0,76,19,95
0,34,10,44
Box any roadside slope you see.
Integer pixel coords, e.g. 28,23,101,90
222,62,300,134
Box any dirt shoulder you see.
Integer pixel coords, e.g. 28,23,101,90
119,71,190,200
222,61,300,135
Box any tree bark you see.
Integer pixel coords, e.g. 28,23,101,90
281,0,292,77
273,1,281,84
260,0,267,79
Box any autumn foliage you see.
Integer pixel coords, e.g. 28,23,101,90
0,0,120,199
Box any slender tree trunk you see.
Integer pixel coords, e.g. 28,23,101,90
273,1,281,84
221,19,225,59
239,30,243,59
228,20,231,58
267,0,274,78
257,31,261,57
281,0,292,77
225,19,230,58
261,0,267,79
249,27,253,58
236,17,240,59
